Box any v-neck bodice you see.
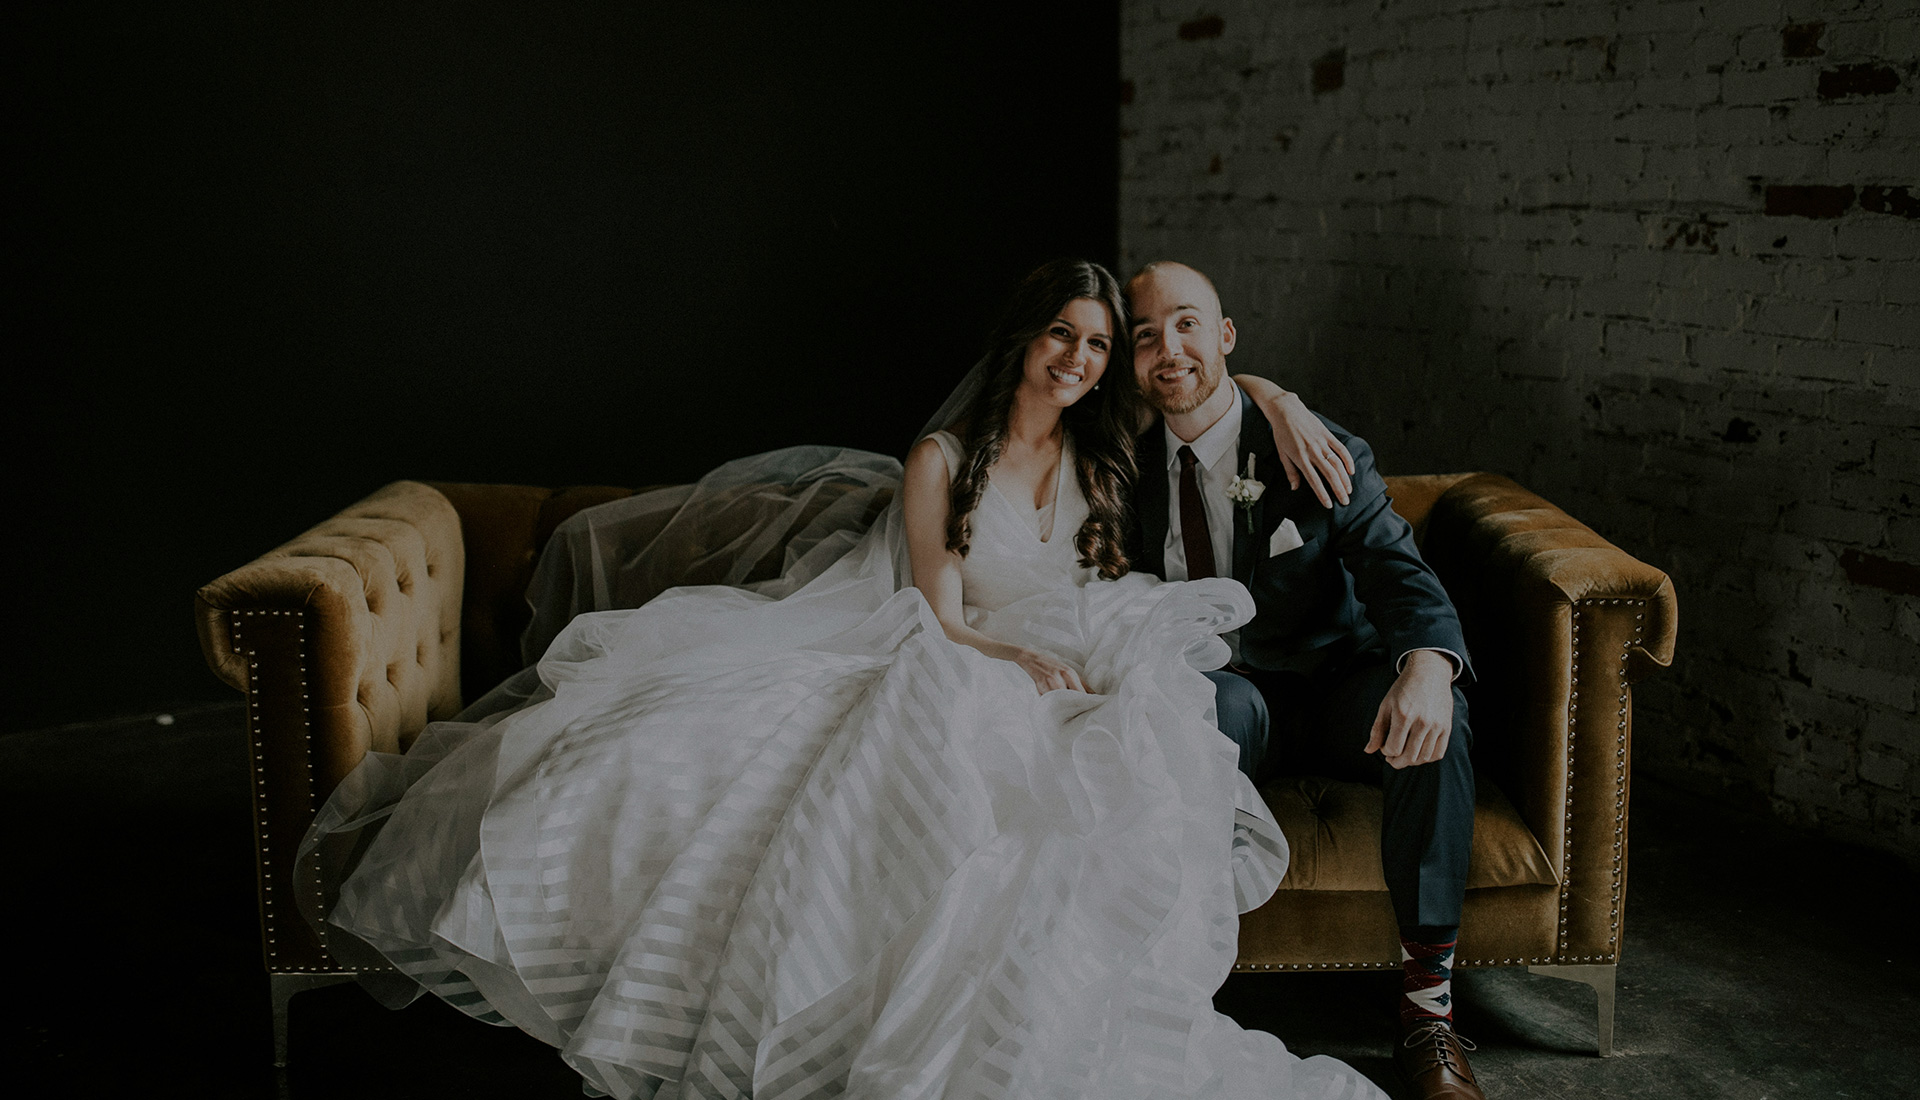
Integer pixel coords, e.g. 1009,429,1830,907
985,444,1066,544
928,430,1094,612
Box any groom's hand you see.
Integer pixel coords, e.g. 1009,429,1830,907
1363,650,1455,769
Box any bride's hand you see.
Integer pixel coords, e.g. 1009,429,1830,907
1013,648,1086,695
1234,374,1356,508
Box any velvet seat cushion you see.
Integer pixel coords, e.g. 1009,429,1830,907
1262,776,1558,892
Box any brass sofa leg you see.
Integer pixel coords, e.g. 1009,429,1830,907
1526,963,1617,1056
270,972,357,1067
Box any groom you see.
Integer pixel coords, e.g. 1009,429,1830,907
1125,261,1486,1100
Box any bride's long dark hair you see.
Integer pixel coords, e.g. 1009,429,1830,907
946,259,1138,580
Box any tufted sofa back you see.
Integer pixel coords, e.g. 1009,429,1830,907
430,482,640,702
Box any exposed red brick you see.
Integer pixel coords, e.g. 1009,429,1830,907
1860,185,1920,220
1312,48,1345,94
1781,22,1825,59
1764,184,1855,219
1838,549,1920,597
1178,15,1224,41
1208,154,1223,174
1818,63,1901,99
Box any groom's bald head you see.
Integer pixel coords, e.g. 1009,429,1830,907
1125,261,1237,417
1124,261,1223,319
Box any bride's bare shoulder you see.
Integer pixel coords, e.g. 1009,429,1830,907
906,435,952,484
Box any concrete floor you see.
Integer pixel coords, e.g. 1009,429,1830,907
2,702,1914,1098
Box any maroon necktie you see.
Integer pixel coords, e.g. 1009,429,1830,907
1177,445,1217,580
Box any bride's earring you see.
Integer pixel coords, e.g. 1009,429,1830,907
1093,383,1101,390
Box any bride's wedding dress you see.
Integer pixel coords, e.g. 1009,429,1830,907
303,435,1384,1100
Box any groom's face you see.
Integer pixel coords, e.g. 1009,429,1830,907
1126,264,1236,416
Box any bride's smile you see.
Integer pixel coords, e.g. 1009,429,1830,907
1021,296,1112,404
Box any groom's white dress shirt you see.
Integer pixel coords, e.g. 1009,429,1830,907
1161,379,1244,583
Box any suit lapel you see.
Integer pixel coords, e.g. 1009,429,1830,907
1136,426,1169,577
1232,387,1280,587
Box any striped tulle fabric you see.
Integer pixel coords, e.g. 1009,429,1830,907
304,445,1384,1100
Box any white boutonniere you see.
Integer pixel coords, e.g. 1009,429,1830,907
1225,453,1265,533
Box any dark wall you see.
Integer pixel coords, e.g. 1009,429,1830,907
8,1,1119,733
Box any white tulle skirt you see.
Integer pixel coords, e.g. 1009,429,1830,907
300,449,1384,1100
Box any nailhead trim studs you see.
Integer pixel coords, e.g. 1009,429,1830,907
233,608,332,965
1228,952,1620,967
1562,604,1580,955
1559,597,1645,958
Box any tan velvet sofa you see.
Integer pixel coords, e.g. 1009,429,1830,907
195,473,1676,1066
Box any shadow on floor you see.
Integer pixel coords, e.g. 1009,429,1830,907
2,703,1914,1098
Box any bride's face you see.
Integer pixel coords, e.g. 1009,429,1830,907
1019,297,1113,408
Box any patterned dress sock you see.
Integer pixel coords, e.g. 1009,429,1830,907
1399,926,1459,1030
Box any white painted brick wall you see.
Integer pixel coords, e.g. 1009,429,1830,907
1123,0,1920,860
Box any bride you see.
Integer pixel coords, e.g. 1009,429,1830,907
304,260,1387,1099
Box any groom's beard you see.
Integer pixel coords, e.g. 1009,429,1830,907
1142,355,1225,415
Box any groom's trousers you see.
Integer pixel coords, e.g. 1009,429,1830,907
1210,648,1475,931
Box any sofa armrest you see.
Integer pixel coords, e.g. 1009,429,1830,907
196,479,467,772
1422,474,1678,963
194,480,465,971
1426,475,1677,681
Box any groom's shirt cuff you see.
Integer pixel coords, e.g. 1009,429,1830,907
1397,647,1464,682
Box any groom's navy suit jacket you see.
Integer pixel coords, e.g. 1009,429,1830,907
1134,388,1474,683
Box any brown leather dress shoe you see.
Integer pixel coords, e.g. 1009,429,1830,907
1394,1020,1486,1100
